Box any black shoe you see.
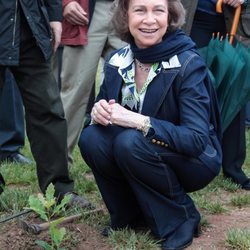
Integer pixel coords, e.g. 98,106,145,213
65,192,94,209
0,153,32,165
101,226,114,237
162,212,201,250
101,226,127,237
241,179,250,190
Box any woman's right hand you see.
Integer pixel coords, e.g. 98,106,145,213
91,99,115,126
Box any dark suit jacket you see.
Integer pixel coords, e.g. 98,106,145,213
96,47,222,176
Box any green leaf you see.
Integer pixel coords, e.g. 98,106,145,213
53,194,71,215
35,240,53,250
37,193,46,206
28,195,48,221
50,217,65,227
45,183,55,202
44,199,56,210
49,222,66,247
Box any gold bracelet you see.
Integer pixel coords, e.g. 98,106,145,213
138,116,152,137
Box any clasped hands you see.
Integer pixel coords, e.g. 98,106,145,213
91,99,145,129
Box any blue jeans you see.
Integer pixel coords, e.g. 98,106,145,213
79,125,215,238
0,69,24,155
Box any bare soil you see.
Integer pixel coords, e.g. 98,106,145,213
0,205,250,249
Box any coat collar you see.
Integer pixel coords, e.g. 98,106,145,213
108,45,181,71
105,46,181,116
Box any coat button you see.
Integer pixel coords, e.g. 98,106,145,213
165,144,168,147
152,139,156,143
156,141,161,145
161,142,165,146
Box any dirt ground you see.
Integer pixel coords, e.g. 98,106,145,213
188,207,250,250
0,206,250,249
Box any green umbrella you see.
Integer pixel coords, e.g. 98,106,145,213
198,33,241,90
221,44,250,129
216,38,245,112
198,3,250,131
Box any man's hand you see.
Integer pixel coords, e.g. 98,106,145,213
50,21,62,52
63,1,88,26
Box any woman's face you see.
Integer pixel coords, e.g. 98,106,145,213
128,0,169,48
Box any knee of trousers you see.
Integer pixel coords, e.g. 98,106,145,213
113,129,148,169
78,126,99,158
78,125,114,166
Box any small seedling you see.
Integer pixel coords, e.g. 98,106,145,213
26,183,71,250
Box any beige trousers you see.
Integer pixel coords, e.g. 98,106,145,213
60,1,126,163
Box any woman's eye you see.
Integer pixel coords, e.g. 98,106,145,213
134,8,144,12
155,9,165,13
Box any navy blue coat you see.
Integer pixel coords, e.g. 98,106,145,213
97,48,222,176
0,0,62,66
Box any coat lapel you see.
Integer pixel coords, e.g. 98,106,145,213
141,69,179,116
104,62,179,117
104,65,123,102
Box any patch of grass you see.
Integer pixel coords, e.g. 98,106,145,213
1,163,37,186
0,187,32,212
200,216,211,228
191,193,227,214
202,201,227,214
231,194,250,207
225,228,250,250
211,176,240,192
107,228,161,250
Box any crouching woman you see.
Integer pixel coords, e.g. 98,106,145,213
79,0,222,249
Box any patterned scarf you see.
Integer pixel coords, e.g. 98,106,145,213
130,29,196,63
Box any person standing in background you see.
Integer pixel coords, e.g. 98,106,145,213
0,0,91,207
60,0,126,164
0,69,32,165
181,0,250,190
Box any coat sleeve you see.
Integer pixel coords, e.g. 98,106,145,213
44,0,62,22
63,0,76,9
148,55,211,157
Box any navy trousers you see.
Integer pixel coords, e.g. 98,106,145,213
79,125,215,238
0,69,25,156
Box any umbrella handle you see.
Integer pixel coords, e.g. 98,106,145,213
216,0,241,44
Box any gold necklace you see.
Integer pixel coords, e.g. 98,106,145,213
135,59,151,72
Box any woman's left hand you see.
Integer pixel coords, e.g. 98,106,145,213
109,102,145,128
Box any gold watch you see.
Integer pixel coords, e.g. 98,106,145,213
138,116,152,137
